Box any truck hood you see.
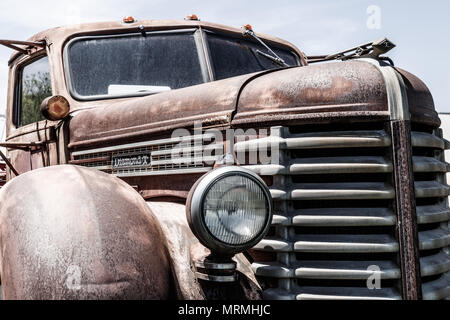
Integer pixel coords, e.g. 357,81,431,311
233,60,389,127
68,72,260,148
68,60,438,149
232,60,438,128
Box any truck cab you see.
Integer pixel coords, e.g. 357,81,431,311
0,17,448,300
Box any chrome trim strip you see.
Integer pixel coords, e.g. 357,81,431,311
194,272,237,282
150,155,219,166
422,274,450,300
262,287,401,300
357,58,409,121
113,167,211,177
71,133,216,156
252,260,401,280
411,131,447,149
234,130,391,152
150,143,222,157
195,260,237,270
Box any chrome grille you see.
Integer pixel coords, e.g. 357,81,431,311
411,129,450,300
237,125,403,300
71,133,223,177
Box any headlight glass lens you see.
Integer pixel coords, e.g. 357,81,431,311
203,174,269,245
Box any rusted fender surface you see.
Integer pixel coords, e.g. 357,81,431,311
148,201,262,300
232,60,390,127
0,165,171,299
147,201,204,300
396,67,440,128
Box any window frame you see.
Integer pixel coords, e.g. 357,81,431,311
63,28,210,102
13,53,51,127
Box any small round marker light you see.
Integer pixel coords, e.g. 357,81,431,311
123,16,136,23
40,95,70,121
185,14,199,21
242,24,253,31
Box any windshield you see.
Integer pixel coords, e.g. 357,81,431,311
206,32,299,80
66,30,205,100
65,29,300,101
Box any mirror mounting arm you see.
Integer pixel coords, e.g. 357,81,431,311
0,149,19,176
0,39,46,55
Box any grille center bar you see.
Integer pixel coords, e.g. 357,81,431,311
391,120,422,299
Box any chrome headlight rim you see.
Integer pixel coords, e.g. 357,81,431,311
187,166,273,256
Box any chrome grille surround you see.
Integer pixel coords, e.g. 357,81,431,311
71,133,223,177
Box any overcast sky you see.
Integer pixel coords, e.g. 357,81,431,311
0,0,449,139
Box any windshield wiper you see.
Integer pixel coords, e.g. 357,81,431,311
254,50,287,67
242,24,289,67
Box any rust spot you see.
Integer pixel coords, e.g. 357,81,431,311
300,76,354,103
53,103,62,114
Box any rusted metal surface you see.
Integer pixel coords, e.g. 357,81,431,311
396,68,440,128
67,74,253,149
232,60,389,127
147,201,204,299
0,141,45,150
148,201,262,300
6,121,56,143
0,165,172,299
0,39,45,55
390,120,422,299
123,173,205,200
67,60,393,151
4,121,57,179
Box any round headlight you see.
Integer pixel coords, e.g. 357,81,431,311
187,166,272,255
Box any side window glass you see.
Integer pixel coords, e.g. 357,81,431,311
18,56,51,126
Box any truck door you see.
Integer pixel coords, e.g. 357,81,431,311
6,54,57,178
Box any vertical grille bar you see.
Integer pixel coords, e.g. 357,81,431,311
391,120,422,299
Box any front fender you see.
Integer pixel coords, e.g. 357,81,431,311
0,165,171,299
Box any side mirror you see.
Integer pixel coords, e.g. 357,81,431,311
40,95,70,121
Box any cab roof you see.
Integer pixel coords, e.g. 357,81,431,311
9,18,305,64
